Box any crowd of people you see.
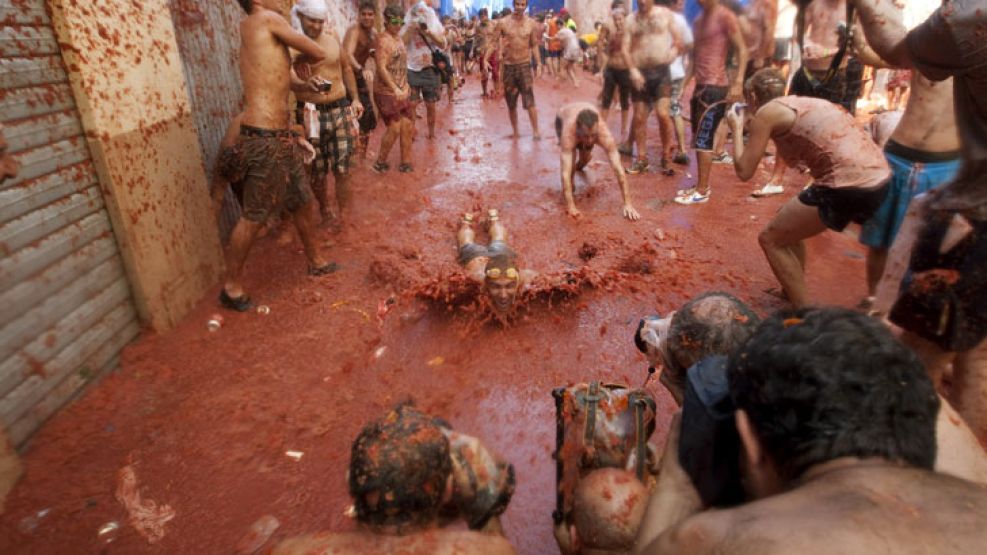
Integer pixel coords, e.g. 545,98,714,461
198,0,987,552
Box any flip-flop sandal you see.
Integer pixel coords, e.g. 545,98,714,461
398,163,413,173
372,161,389,172
487,208,499,221
309,262,341,276
219,290,253,312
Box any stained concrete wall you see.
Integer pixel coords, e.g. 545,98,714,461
48,0,223,332
568,0,611,35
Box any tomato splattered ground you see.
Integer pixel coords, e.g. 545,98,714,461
0,76,870,554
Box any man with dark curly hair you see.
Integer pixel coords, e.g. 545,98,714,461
635,308,987,554
273,405,515,554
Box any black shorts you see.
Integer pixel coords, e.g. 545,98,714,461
458,240,514,266
890,206,987,351
464,39,474,59
631,65,671,104
798,182,889,232
354,73,377,133
601,67,632,111
690,85,728,151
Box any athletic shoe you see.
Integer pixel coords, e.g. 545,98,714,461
672,152,690,165
673,191,710,205
751,183,784,197
625,159,650,174
712,152,734,164
617,143,634,157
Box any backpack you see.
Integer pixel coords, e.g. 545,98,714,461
551,382,658,524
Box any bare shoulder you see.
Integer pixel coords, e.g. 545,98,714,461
649,506,806,555
439,530,516,555
758,99,797,130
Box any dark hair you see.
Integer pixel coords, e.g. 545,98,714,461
576,109,599,130
383,4,404,21
729,308,939,481
359,0,376,13
655,0,675,6
746,68,787,103
349,404,452,528
236,0,252,13
666,292,760,392
479,7,489,16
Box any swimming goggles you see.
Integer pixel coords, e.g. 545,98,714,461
485,267,519,280
389,17,404,25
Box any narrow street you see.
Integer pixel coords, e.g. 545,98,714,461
0,74,870,554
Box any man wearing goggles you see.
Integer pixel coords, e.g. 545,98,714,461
456,209,536,314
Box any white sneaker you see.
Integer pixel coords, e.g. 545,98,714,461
752,183,784,197
712,153,734,164
674,191,710,205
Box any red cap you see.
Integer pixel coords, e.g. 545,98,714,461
559,7,569,15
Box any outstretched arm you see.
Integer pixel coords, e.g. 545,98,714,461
599,128,639,221
849,0,911,68
560,149,580,218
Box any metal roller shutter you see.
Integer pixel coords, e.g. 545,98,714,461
168,0,246,238
0,0,140,447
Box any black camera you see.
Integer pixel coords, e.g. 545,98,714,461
317,79,333,92
677,356,745,507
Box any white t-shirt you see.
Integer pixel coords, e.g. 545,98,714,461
669,12,694,81
558,27,581,61
404,1,445,72
774,0,797,39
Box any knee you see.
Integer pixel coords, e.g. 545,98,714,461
758,228,777,250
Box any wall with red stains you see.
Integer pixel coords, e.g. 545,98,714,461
48,0,223,331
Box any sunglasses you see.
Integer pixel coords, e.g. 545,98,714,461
388,17,404,25
485,267,519,280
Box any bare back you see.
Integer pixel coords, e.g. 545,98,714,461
659,465,987,555
891,75,959,154
240,11,294,129
273,529,516,555
496,15,539,65
627,7,678,68
344,23,376,69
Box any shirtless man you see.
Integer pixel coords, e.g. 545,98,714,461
743,0,778,73
477,10,499,99
292,0,363,222
674,0,746,205
621,0,681,175
343,0,378,156
456,209,536,314
556,102,640,221
857,71,959,302
852,0,987,444
493,0,542,139
727,69,889,307
273,405,515,555
220,0,337,312
598,3,632,140
372,4,414,174
556,468,649,555
634,308,987,555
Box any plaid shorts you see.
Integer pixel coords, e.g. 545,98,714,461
503,62,535,110
295,102,355,177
